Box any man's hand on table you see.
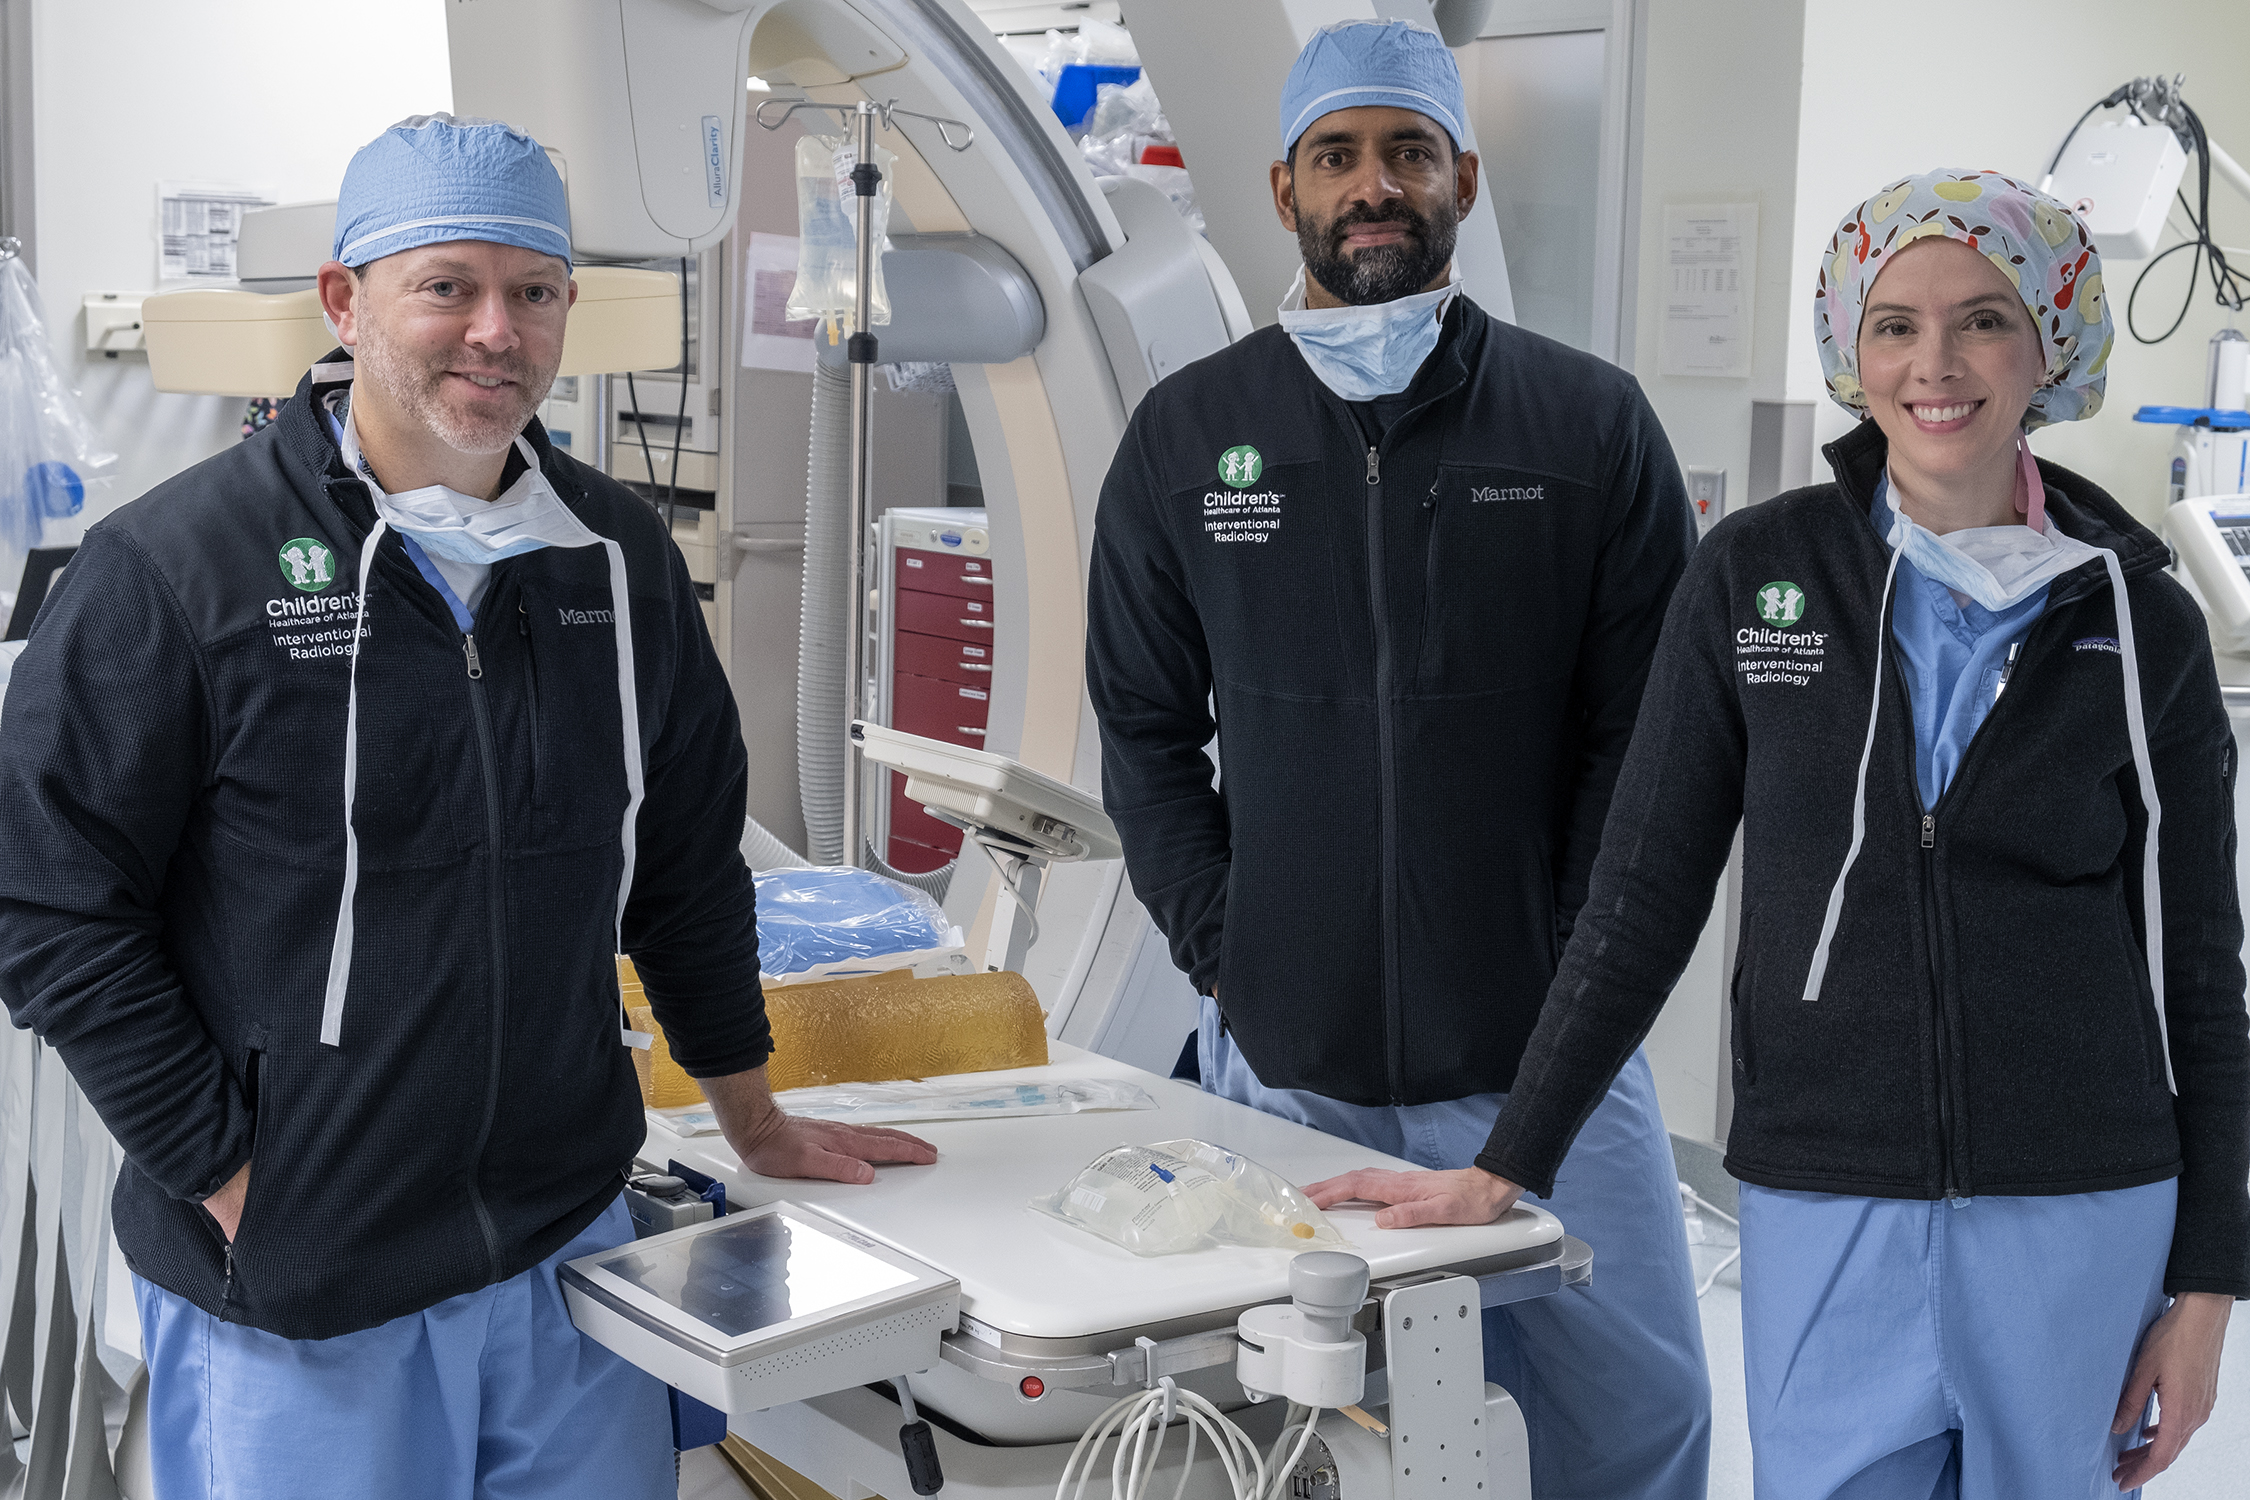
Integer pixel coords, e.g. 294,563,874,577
1304,1166,1524,1229
203,1160,252,1242
701,1065,937,1184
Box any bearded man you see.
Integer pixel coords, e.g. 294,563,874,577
0,115,933,1499
1084,24,1711,1499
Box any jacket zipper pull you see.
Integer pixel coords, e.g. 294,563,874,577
462,634,483,680
222,1241,234,1295
1921,813,1935,849
1366,446,1380,485
518,602,530,638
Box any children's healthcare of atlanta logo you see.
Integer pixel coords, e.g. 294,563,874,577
279,537,337,594
1754,580,1806,627
1218,445,1263,490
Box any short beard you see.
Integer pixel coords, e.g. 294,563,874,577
350,292,550,457
1296,197,1459,307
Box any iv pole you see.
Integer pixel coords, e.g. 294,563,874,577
756,97,972,868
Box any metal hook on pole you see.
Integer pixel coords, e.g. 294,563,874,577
752,97,972,152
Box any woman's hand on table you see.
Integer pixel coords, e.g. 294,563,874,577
2111,1291,2233,1488
1303,1166,1524,1228
701,1065,938,1184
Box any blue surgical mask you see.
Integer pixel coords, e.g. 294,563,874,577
340,408,599,565
1877,472,2098,612
1277,266,1458,401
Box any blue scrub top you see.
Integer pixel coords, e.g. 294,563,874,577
1871,480,2049,809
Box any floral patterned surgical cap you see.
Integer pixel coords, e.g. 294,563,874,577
1815,168,2114,429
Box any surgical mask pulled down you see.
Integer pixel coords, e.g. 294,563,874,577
339,406,599,568
1878,442,2096,613
1278,265,1459,402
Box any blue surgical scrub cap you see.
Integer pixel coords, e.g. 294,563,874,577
1279,20,1466,156
333,113,572,269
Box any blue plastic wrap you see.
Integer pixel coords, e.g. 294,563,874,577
755,865,951,977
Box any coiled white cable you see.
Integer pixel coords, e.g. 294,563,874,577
1056,1380,1321,1500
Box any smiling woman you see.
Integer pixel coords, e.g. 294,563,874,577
1363,164,2244,1500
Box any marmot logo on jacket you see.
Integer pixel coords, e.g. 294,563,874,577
558,606,615,625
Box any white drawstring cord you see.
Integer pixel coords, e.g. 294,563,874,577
600,538,643,948
2098,547,2174,1094
319,518,389,1048
1802,535,1906,1003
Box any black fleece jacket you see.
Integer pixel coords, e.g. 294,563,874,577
0,357,771,1339
1479,421,2250,1299
1086,297,1694,1106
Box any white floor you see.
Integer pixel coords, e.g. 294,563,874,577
1688,1225,2250,1499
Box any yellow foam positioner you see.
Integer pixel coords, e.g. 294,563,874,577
619,957,707,1110
763,969,1049,1092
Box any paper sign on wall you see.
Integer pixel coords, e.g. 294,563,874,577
1659,203,1756,379
741,231,815,373
157,183,276,282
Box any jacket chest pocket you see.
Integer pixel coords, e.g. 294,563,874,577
1416,466,1597,692
516,600,632,853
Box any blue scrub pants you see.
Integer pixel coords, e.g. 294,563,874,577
134,1196,674,1500
1199,1001,1712,1500
1738,1181,2176,1500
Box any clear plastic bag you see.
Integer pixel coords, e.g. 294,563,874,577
776,1077,1157,1125
0,256,113,561
786,134,895,344
755,864,951,978
1031,1138,1345,1257
1079,75,1205,235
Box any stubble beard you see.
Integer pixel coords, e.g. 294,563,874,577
352,302,552,457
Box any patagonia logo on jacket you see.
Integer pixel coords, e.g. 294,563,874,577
2074,636,2122,655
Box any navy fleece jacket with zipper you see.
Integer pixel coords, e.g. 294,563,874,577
0,356,770,1339
1086,296,1696,1106
1479,421,2250,1299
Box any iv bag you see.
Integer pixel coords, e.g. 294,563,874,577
0,256,113,560
787,134,895,343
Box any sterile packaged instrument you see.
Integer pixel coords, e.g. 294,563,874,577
0,248,112,561
560,1201,958,1415
787,134,895,344
1031,1138,1345,1257
652,1078,1156,1137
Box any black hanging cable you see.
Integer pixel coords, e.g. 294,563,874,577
625,368,660,509
668,255,690,530
2114,87,2249,345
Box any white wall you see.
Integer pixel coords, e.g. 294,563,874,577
24,0,452,545
1627,0,1807,510
1786,0,2250,523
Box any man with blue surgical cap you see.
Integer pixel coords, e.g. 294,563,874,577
1085,23,1710,1498
0,114,935,1498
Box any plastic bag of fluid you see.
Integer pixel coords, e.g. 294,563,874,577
0,255,113,561
754,865,949,978
787,134,895,345
1031,1138,1345,1257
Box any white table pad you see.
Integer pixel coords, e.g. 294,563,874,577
644,1044,1562,1342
